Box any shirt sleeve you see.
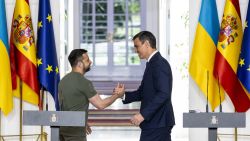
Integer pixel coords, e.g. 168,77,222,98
81,79,97,99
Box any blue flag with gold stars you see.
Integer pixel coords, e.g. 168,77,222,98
237,1,250,97
37,0,60,110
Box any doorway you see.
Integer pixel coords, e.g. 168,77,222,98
79,0,146,80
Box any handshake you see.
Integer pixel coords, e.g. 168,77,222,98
112,83,125,98
110,83,145,126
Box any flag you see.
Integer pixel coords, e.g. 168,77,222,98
37,0,60,110
189,0,224,111
237,1,250,100
214,0,250,112
0,0,13,115
10,0,40,105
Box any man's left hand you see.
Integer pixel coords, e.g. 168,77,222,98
131,113,144,126
86,123,92,135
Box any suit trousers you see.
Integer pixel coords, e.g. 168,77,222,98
139,126,173,141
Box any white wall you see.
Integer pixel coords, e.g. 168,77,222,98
145,0,170,61
189,0,250,141
145,0,158,45
158,0,170,60
1,0,61,140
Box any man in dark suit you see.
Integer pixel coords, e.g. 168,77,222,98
116,31,175,141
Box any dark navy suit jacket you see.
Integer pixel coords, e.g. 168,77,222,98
123,52,175,130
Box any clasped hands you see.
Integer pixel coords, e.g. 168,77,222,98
113,83,125,98
113,83,144,126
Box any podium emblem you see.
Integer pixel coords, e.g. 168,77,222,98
50,114,58,123
211,115,218,125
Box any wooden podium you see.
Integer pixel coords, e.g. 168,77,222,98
23,110,86,141
183,112,246,141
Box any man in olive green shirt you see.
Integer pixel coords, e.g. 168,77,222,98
59,49,124,141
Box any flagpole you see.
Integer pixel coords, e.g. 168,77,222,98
20,81,23,141
40,87,44,141
45,91,48,111
234,109,238,141
234,127,238,141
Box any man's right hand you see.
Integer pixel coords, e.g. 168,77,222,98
113,83,125,98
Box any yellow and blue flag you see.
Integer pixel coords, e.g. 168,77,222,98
0,0,13,115
237,1,250,99
189,0,224,111
37,0,60,110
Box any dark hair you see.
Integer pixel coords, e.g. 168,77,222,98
132,31,156,49
68,49,88,67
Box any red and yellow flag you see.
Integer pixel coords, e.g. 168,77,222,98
10,0,39,105
214,0,250,112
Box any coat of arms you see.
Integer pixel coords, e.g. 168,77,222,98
12,14,34,51
219,15,239,49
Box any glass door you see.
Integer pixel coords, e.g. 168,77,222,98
80,0,145,80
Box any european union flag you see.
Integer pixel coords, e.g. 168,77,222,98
37,0,60,110
237,1,250,93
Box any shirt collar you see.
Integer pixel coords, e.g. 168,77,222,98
147,50,158,62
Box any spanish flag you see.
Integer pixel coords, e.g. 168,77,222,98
0,0,13,115
189,0,224,111
214,0,250,112
10,0,39,105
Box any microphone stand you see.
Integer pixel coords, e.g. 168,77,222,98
217,72,222,112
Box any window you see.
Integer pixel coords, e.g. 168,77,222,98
79,0,145,78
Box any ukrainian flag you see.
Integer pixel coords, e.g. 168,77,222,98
189,0,224,111
0,0,13,115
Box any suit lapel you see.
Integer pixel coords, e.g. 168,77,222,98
142,52,161,83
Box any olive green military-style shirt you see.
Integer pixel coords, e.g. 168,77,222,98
59,71,96,138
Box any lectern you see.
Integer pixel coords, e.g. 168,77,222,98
23,110,86,141
183,112,245,141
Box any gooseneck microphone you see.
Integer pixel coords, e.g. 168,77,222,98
206,71,209,113
217,72,222,112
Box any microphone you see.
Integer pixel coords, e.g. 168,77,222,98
206,71,209,113
217,72,222,112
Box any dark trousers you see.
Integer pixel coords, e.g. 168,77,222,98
60,134,86,141
140,126,173,141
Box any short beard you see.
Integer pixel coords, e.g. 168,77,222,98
85,67,91,72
